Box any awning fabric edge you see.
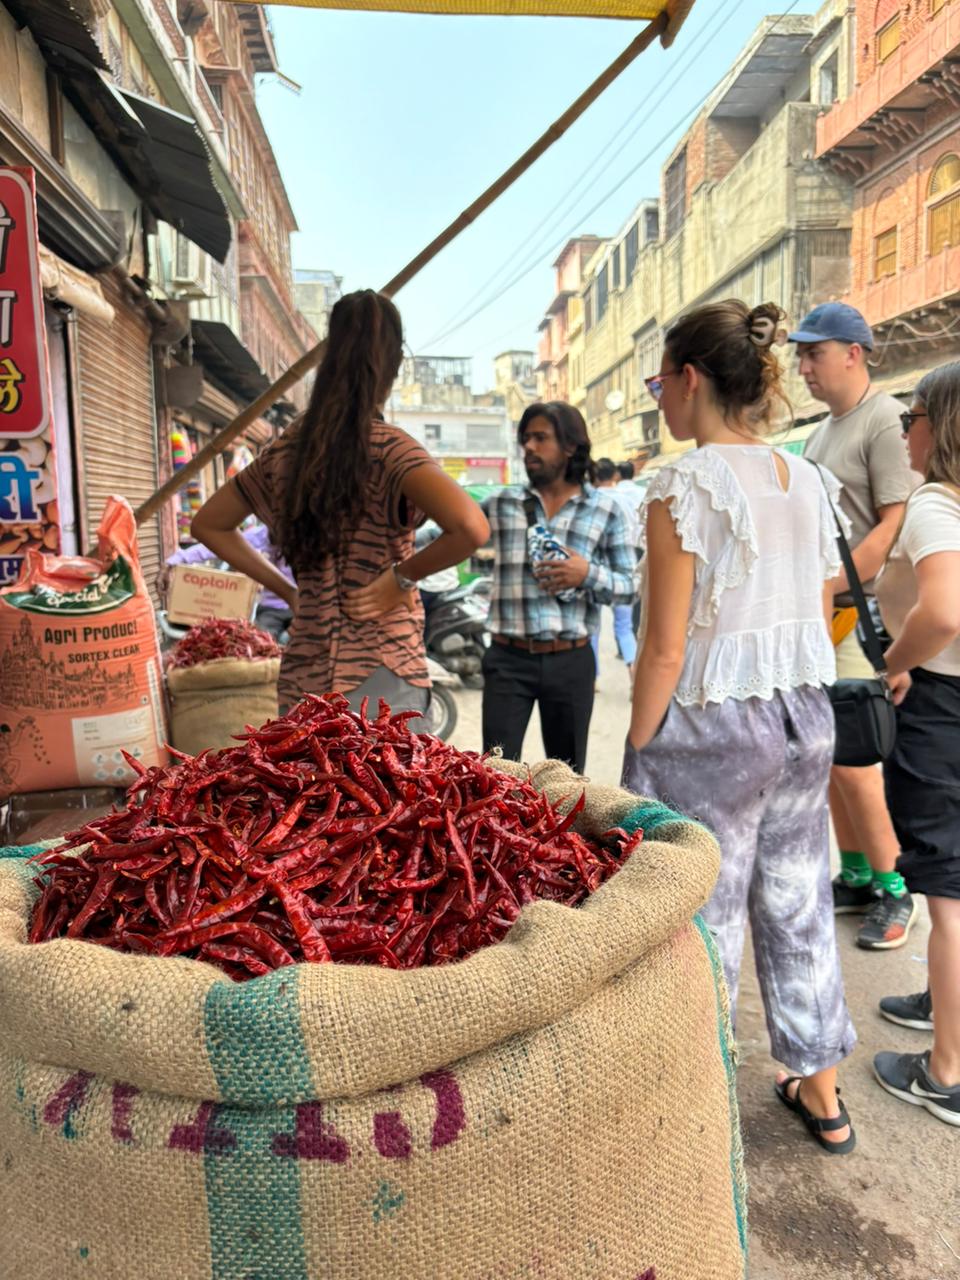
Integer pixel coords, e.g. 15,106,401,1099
221,0,678,18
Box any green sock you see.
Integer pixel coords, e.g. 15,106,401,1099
840,851,872,888
873,870,908,899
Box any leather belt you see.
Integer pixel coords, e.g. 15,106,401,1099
493,634,590,655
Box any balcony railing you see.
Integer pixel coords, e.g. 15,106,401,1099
847,242,960,327
817,4,960,157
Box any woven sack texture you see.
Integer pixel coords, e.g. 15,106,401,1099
167,657,280,755
0,764,745,1280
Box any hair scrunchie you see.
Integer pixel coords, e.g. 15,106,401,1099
746,311,777,349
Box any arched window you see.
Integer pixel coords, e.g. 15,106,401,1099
928,154,960,257
929,154,960,198
875,0,901,62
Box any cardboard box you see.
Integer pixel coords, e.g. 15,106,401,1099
166,564,259,627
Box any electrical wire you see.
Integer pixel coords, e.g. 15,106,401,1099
421,0,804,353
417,0,740,350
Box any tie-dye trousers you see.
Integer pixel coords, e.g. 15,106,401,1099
622,685,856,1076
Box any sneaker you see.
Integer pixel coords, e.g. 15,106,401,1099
879,989,933,1031
874,1050,960,1127
832,873,879,915
856,891,917,950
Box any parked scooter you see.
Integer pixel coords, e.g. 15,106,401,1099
422,580,490,689
415,521,490,689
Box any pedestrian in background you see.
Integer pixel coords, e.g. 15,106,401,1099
482,402,634,774
191,289,488,714
163,523,296,641
872,360,960,1127
623,299,856,1154
592,457,639,678
792,302,920,951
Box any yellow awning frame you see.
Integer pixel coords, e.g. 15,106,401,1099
138,2,698,522
226,0,691,31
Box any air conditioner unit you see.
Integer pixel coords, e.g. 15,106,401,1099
172,233,212,298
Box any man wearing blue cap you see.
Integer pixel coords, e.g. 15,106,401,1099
790,302,920,952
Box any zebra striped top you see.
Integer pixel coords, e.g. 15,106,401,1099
235,420,434,704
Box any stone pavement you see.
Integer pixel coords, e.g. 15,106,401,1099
449,617,959,1280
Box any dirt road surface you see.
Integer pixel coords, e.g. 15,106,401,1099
449,618,959,1280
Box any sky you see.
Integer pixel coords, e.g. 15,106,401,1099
255,0,822,390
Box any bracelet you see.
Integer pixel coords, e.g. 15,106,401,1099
392,562,417,591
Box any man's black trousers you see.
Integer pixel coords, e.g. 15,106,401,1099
481,640,596,775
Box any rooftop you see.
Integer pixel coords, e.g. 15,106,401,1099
708,16,814,120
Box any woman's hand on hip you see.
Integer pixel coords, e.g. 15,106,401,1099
343,568,415,621
886,670,912,706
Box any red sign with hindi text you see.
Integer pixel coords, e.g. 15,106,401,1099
0,167,52,438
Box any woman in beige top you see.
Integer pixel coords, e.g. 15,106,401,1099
873,360,960,1127
192,290,489,714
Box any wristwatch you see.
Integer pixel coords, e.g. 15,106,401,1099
392,562,418,591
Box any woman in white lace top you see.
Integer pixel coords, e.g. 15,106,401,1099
622,300,857,1155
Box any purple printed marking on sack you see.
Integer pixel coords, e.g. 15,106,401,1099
42,1070,92,1139
634,1269,657,1280
111,1083,139,1144
168,1102,237,1156
372,1111,412,1160
420,1069,466,1150
271,1102,350,1163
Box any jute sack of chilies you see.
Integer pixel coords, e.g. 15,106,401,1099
166,656,280,755
0,760,746,1280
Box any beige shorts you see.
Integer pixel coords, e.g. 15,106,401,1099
835,626,873,680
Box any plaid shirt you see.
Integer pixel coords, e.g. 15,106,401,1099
483,484,635,641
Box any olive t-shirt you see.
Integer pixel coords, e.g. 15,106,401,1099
804,390,920,601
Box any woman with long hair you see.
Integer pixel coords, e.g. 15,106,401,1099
621,300,857,1153
873,360,960,1126
192,289,489,714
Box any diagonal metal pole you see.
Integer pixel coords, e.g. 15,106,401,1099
136,10,670,524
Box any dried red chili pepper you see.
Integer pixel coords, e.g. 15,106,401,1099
29,693,641,979
168,618,280,669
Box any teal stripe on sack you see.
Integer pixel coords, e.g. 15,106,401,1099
202,968,311,1280
0,844,49,902
620,800,694,836
203,1099,309,1280
694,913,748,1268
0,843,49,858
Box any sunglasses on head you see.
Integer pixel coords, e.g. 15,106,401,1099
900,410,926,434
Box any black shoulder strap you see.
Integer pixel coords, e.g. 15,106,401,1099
813,463,887,673
522,494,541,529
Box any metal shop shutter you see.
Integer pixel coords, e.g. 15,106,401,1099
76,276,162,601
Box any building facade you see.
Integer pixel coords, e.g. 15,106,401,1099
535,236,603,403
294,268,343,342
388,354,517,484
817,0,960,399
574,6,857,463
0,0,313,596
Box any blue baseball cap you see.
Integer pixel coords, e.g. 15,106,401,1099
787,302,874,350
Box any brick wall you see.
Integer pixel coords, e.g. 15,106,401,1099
855,0,945,85
706,119,759,185
851,122,960,292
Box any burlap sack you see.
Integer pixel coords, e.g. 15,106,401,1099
166,657,280,755
0,763,746,1280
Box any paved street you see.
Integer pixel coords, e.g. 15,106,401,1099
449,619,959,1280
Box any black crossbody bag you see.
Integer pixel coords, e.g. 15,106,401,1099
816,466,897,767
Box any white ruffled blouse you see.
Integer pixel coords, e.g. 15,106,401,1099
638,444,846,707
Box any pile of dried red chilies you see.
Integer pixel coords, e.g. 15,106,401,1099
29,694,640,979
168,617,281,669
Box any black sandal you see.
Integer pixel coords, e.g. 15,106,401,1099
774,1076,857,1155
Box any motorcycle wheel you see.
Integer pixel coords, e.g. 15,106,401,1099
425,686,458,741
